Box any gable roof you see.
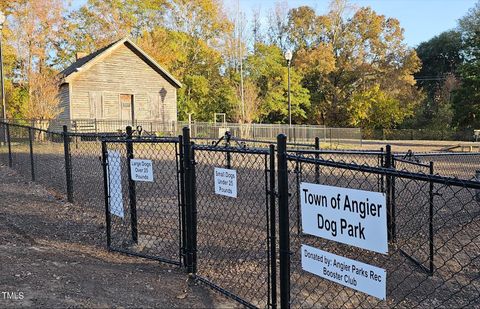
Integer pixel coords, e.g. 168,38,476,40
59,38,182,88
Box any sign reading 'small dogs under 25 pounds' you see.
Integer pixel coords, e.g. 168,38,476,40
301,182,388,254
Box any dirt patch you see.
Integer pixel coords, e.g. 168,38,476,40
0,166,236,308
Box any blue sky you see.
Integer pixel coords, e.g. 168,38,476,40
69,0,478,47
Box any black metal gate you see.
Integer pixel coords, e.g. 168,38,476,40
188,131,277,308
101,129,183,265
393,153,435,275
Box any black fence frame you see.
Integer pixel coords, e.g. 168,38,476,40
101,132,184,266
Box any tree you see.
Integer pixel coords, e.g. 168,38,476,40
4,0,66,119
66,0,169,54
286,6,320,50
451,1,480,129
266,1,289,50
347,85,416,129
133,1,236,122
245,43,310,123
458,1,480,61
25,69,62,120
412,31,463,128
452,63,480,129
291,2,421,127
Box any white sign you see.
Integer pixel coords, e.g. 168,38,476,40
301,182,388,254
130,159,154,182
302,244,386,300
214,167,237,198
107,150,124,218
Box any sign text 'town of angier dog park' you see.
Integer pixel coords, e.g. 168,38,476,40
300,182,388,300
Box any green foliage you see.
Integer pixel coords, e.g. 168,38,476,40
245,43,310,123
290,3,422,127
451,1,480,129
413,1,480,131
452,62,480,129
347,85,416,129
459,1,480,60
5,81,28,119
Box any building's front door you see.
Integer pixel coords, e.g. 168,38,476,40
120,94,134,122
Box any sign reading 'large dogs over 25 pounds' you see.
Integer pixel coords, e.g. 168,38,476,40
301,182,388,254
130,159,154,182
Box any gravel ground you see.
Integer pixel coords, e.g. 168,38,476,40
0,165,236,308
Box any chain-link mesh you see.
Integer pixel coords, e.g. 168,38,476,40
392,158,433,275
285,155,480,308
104,139,182,265
8,125,31,179
396,152,480,180
70,135,116,209
289,149,384,167
193,145,273,308
31,129,66,195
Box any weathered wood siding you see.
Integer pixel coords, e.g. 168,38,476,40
69,43,177,123
56,83,70,124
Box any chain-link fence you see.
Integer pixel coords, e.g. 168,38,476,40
279,138,480,308
395,152,480,180
1,120,480,308
363,128,474,141
69,133,128,209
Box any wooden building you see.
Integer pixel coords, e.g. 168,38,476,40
57,38,181,130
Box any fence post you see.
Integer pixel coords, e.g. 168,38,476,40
190,144,197,274
126,126,138,243
6,123,12,168
179,135,187,268
391,156,396,242
475,170,480,202
225,131,231,169
183,127,197,274
268,144,277,309
429,161,434,275
384,145,392,242
63,125,74,203
379,147,384,192
28,127,35,181
314,137,320,184
277,133,290,309
101,141,112,248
